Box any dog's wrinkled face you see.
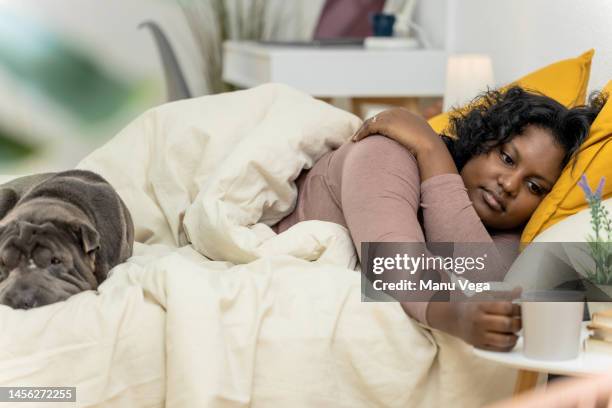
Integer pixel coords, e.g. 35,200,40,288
0,220,99,310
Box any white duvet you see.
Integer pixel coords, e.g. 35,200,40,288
0,84,515,407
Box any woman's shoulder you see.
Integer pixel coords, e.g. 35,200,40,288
341,135,418,169
325,135,421,194
351,134,410,152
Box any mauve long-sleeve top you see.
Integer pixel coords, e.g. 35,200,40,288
274,136,520,325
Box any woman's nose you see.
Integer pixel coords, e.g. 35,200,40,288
499,172,521,197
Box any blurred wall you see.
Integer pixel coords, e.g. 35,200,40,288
0,0,610,175
413,0,447,49
446,0,612,92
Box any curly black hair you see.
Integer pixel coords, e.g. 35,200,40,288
441,86,607,170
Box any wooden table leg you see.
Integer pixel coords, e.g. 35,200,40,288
514,369,540,395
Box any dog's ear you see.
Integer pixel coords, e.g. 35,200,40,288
70,221,100,255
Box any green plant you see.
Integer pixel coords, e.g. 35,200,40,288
578,174,612,284
0,129,35,163
0,10,152,165
0,11,135,124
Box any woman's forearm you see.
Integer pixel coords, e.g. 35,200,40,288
414,136,459,182
424,302,460,334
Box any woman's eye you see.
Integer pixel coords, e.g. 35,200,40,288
500,151,514,165
51,257,62,265
528,182,545,195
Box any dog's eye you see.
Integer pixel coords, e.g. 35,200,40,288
50,257,62,265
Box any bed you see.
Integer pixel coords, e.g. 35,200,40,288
0,84,516,407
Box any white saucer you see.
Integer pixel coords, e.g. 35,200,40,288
473,323,612,376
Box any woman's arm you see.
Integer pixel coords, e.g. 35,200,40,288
354,108,519,275
341,137,520,351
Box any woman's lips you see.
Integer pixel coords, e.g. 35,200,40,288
482,189,503,212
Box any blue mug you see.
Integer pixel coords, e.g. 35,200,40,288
370,13,396,37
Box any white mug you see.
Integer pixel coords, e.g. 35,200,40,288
521,290,584,361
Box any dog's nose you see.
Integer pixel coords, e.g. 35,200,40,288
13,296,36,310
5,286,38,310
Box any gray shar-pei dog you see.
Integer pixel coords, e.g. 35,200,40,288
0,170,134,309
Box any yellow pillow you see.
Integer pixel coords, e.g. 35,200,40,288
521,80,612,242
428,49,594,134
425,50,598,242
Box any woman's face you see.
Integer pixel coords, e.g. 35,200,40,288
460,125,566,230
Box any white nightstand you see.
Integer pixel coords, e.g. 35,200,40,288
222,41,447,116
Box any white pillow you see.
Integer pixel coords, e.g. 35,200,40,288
505,198,612,290
0,175,20,184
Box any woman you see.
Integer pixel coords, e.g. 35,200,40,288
274,86,606,351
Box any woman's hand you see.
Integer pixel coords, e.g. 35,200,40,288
352,108,440,158
422,288,522,352
453,301,522,351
